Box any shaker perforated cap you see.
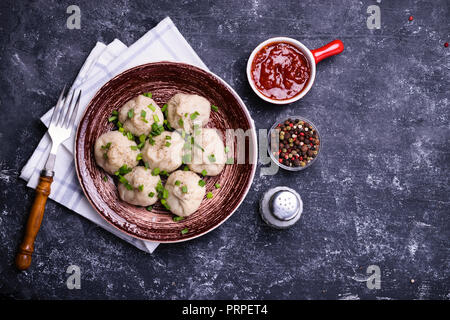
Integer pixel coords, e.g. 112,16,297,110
260,186,303,228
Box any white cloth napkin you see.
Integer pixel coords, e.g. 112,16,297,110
20,17,208,253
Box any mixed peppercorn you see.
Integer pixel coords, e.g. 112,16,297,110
273,118,320,168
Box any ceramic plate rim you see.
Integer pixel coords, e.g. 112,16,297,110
74,61,258,243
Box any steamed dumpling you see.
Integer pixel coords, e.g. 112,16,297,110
188,128,225,176
141,131,184,173
94,131,139,175
167,93,211,133
117,166,161,206
118,95,164,136
165,170,206,217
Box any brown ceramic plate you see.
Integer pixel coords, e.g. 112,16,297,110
75,62,257,243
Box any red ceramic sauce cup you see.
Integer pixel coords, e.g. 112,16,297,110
247,37,344,104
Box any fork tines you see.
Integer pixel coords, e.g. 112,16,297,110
50,85,82,130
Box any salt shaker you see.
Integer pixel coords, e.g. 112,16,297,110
259,186,303,228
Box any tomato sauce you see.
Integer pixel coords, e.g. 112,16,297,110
251,42,311,101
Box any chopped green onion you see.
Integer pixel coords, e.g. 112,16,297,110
103,153,108,159
211,105,218,112
148,192,155,197
163,119,172,130
190,111,200,120
108,115,117,122
118,175,133,190
115,166,131,177
150,122,164,136
160,170,168,176
165,135,171,140
101,142,111,150
173,216,184,222
198,180,206,187
175,180,181,186
226,157,234,164
208,154,216,163
181,186,188,193
160,198,170,210
161,104,168,113
178,118,184,127
148,136,155,145
153,114,160,123
224,146,230,153
143,92,152,98
156,180,164,193
140,110,148,123
126,131,134,140
136,153,143,161
138,185,144,192
162,189,169,199
117,121,123,128
147,104,156,112
118,175,127,184
118,127,124,133
183,166,189,171
130,145,138,150
117,165,132,175
127,109,134,119
146,206,153,211
201,169,207,176
206,192,213,199
152,168,160,176
165,141,171,147
103,176,108,182
181,228,189,235
144,162,149,170
112,110,119,116
137,141,145,149
139,134,146,143
184,113,188,118
214,183,221,189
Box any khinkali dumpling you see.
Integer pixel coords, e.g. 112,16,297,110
117,166,161,206
167,93,211,133
141,131,184,173
94,131,139,175
188,128,225,176
165,170,206,217
118,94,164,136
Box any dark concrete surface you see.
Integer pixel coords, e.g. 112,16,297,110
0,0,448,299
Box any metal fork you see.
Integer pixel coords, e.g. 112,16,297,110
16,86,82,271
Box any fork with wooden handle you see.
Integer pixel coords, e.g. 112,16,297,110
16,86,81,271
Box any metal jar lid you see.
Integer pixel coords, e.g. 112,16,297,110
259,186,303,228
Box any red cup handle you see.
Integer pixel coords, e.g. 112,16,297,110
311,40,344,64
